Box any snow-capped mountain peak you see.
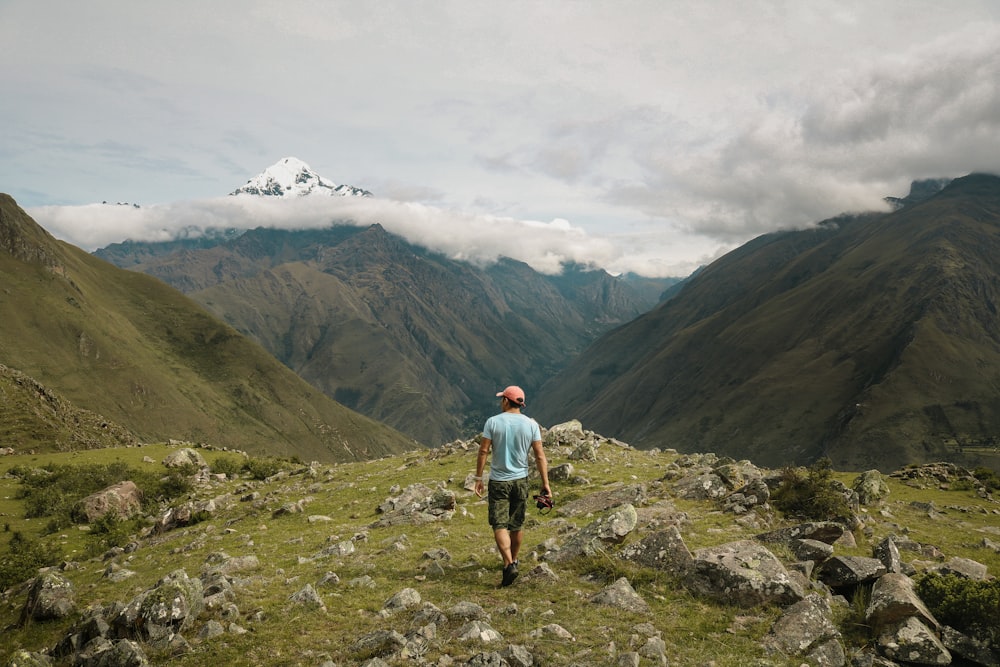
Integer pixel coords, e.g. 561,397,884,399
230,157,372,198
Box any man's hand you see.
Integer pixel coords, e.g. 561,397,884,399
474,479,485,498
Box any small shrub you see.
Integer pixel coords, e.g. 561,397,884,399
972,467,1000,491
211,455,244,478
914,572,1000,639
0,532,61,591
771,457,855,523
242,456,286,481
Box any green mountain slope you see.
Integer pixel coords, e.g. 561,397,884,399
97,223,673,444
534,174,1000,472
0,194,415,461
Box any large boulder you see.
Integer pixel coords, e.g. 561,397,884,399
764,594,844,666
548,504,638,563
618,525,693,573
875,616,951,665
162,448,207,469
20,572,77,623
110,569,203,640
818,556,886,589
686,541,805,608
866,573,939,632
852,470,890,505
557,483,646,517
76,481,142,523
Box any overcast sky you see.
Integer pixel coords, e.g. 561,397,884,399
3,1,1000,277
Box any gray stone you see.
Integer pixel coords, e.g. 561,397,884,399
756,521,845,545
289,584,326,612
792,538,834,563
933,556,990,580
557,484,646,517
499,644,534,667
872,535,902,574
4,650,53,666
382,587,421,614
162,448,207,469
673,472,729,500
940,624,1000,666
77,481,143,523
20,571,77,623
817,556,886,589
876,616,951,665
853,470,890,505
618,525,693,573
764,594,843,664
548,504,638,562
447,601,489,622
199,620,225,640
866,573,938,632
350,630,407,660
457,621,503,643
590,577,650,615
687,540,805,608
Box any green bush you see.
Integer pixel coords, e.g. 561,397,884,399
973,466,1000,491
211,455,244,478
0,532,62,591
10,462,193,534
242,456,286,480
771,457,855,523
915,572,1000,639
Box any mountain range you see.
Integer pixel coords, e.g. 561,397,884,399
95,223,675,445
0,193,415,461
533,174,1000,472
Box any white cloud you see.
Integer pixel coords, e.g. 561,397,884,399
4,1,1000,278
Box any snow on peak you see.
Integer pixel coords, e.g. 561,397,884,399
230,157,372,198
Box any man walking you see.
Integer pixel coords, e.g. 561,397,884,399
474,385,551,587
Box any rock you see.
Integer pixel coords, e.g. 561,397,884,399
590,577,650,614
350,630,407,660
529,624,574,640
383,588,421,614
866,573,939,632
872,536,902,574
764,594,844,665
875,616,951,665
289,584,326,612
817,556,886,589
20,571,77,623
79,638,149,667
618,525,693,573
791,538,834,563
199,620,225,640
111,569,203,639
939,624,1000,666
162,448,207,469
548,504,638,562
76,481,142,523
933,556,990,580
687,540,805,608
673,472,729,500
457,621,503,643
557,484,646,517
447,601,489,622
499,644,534,667
372,484,456,527
544,420,585,446
548,463,575,481
7,650,54,666
852,470,890,505
756,521,845,545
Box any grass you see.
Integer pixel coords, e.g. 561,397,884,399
2,441,999,666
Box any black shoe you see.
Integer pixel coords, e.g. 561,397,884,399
501,561,519,587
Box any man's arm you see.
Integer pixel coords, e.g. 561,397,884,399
531,440,550,495
474,437,491,497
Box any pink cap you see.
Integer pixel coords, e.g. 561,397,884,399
497,385,526,406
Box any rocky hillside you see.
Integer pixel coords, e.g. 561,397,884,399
535,174,1000,473
0,194,415,462
95,223,676,445
2,426,998,666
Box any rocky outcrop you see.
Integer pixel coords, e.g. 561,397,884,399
76,481,143,523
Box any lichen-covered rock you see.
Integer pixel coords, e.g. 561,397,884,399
76,481,142,523
590,577,650,615
162,448,207,469
866,573,938,632
818,556,886,589
687,540,804,608
764,594,844,665
548,504,638,562
876,616,950,665
618,525,693,573
20,571,76,623
853,470,890,505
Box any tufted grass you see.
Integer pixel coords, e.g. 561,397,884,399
1,441,998,666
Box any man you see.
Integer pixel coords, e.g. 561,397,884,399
474,385,551,587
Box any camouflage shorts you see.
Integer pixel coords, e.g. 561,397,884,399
487,477,529,531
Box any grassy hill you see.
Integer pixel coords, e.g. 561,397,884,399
0,194,416,462
1,434,998,665
535,174,1000,473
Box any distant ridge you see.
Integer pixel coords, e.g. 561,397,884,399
0,193,415,460
535,174,1000,473
230,157,372,198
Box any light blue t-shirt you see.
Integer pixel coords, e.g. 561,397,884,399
483,412,542,481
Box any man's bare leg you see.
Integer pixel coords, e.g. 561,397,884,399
509,530,523,564
494,528,514,566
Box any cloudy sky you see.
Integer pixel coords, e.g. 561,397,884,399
3,1,1000,277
